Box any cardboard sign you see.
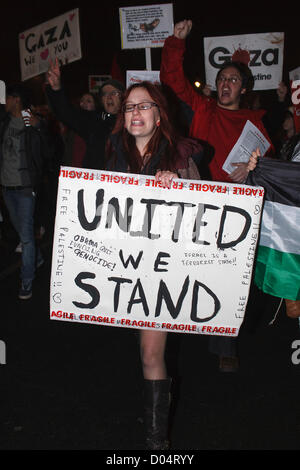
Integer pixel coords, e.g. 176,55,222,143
126,70,160,87
119,4,173,49
50,168,264,337
19,9,82,81
88,75,112,94
204,32,284,91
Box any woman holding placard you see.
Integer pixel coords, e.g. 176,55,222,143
106,81,202,450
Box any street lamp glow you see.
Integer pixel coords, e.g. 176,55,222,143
194,81,201,88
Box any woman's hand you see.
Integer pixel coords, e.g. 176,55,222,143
229,162,249,183
155,170,178,188
47,58,61,91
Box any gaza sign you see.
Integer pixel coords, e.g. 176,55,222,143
19,9,82,81
204,32,284,90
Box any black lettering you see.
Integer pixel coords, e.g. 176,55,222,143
217,205,251,249
154,252,170,272
193,204,219,245
73,272,100,309
119,250,143,269
209,47,231,68
190,281,221,322
37,34,45,50
77,189,104,231
44,26,57,45
130,199,165,239
25,33,36,53
105,197,133,232
155,276,189,318
59,20,71,40
249,50,261,67
166,201,195,242
262,48,278,66
128,279,149,316
108,277,132,311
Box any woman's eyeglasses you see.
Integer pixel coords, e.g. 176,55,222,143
123,102,158,113
216,75,242,85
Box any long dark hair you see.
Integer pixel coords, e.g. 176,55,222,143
107,81,180,174
215,61,254,92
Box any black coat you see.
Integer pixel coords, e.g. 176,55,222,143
46,86,116,170
106,132,202,180
0,108,52,188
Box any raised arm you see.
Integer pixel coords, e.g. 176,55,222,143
160,20,204,112
45,58,94,139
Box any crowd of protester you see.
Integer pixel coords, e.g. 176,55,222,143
0,19,299,450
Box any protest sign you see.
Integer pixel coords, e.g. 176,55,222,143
126,70,160,87
50,168,264,337
88,75,112,93
204,32,284,91
19,9,82,81
290,68,300,134
119,4,173,50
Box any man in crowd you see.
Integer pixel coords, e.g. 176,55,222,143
160,20,274,372
46,58,124,170
0,84,48,299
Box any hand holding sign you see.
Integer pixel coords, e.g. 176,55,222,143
47,58,61,91
155,170,178,189
174,20,192,40
229,162,250,184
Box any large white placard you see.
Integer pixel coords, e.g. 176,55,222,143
50,168,264,336
19,9,82,81
204,32,284,91
119,4,173,49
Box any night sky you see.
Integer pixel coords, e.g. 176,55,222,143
1,0,299,104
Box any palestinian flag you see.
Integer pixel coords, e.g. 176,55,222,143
246,157,300,301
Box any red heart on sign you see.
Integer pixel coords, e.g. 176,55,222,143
69,13,75,21
40,49,49,60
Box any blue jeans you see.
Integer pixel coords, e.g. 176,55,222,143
3,187,39,283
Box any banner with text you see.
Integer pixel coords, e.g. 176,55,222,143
89,75,112,93
119,4,173,49
19,9,82,81
290,68,300,134
126,70,160,87
204,32,284,91
50,168,264,336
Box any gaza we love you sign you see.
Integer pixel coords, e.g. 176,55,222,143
19,8,82,81
50,168,264,337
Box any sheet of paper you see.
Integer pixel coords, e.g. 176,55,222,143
222,120,270,174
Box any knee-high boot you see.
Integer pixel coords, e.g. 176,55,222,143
143,378,171,450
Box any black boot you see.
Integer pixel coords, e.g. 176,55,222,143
144,378,171,450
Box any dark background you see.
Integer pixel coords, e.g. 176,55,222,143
1,0,299,104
